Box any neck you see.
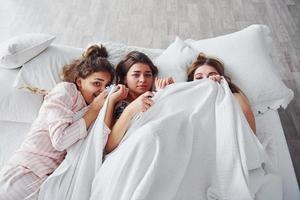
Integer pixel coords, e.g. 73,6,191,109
126,91,140,102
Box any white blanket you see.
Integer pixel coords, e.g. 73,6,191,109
38,86,115,200
89,79,281,200
38,79,282,200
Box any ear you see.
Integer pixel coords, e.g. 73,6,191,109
76,78,82,88
124,77,127,85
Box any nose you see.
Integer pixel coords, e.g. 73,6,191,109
205,74,210,78
139,75,146,82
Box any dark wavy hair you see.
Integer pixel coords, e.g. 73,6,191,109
115,51,158,84
62,44,115,84
187,53,241,94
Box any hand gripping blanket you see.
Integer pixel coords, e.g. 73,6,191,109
38,86,116,200
89,79,282,200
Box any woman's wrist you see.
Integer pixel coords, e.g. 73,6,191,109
83,109,98,128
123,105,136,119
108,96,119,105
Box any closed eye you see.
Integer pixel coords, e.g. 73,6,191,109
208,72,218,76
194,74,203,80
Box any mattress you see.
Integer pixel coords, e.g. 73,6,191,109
0,109,299,199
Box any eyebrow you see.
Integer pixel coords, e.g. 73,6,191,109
194,73,203,76
131,71,152,74
195,72,218,76
94,78,105,81
132,70,152,72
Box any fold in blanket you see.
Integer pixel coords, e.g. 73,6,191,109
39,79,282,200
90,79,281,200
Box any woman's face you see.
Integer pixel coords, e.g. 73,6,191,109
193,64,219,80
76,71,112,104
125,63,154,97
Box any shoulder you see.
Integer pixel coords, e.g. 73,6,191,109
50,82,78,94
233,92,252,112
233,92,245,101
45,82,79,103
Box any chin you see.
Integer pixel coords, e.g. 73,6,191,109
85,98,92,105
137,89,148,94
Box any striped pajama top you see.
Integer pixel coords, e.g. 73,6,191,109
8,82,110,178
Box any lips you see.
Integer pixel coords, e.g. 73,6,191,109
137,85,148,89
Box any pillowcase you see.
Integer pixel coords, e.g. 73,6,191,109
154,37,198,82
184,24,294,114
0,68,43,123
101,41,163,66
14,42,163,93
14,44,83,92
0,33,55,69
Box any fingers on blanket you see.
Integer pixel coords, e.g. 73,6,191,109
155,77,174,90
90,90,109,111
111,84,128,102
141,91,154,112
208,75,223,83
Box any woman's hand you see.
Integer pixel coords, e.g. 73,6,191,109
155,77,174,90
208,74,223,83
126,91,154,117
89,90,109,113
84,90,108,129
109,84,128,104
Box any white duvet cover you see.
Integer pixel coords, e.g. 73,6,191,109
38,79,282,200
90,79,281,200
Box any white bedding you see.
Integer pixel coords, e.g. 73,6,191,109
255,110,300,200
0,82,299,199
0,121,30,167
89,80,278,200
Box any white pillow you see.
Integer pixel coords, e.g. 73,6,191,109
0,68,43,123
14,42,162,93
14,44,83,92
154,37,198,82
101,41,163,66
184,24,294,114
0,33,55,69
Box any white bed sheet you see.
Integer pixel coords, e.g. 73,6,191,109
0,121,30,167
255,110,300,200
0,110,299,199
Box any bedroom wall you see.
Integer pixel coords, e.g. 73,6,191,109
0,0,299,187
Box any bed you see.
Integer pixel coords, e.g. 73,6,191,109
0,24,299,199
0,95,299,199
